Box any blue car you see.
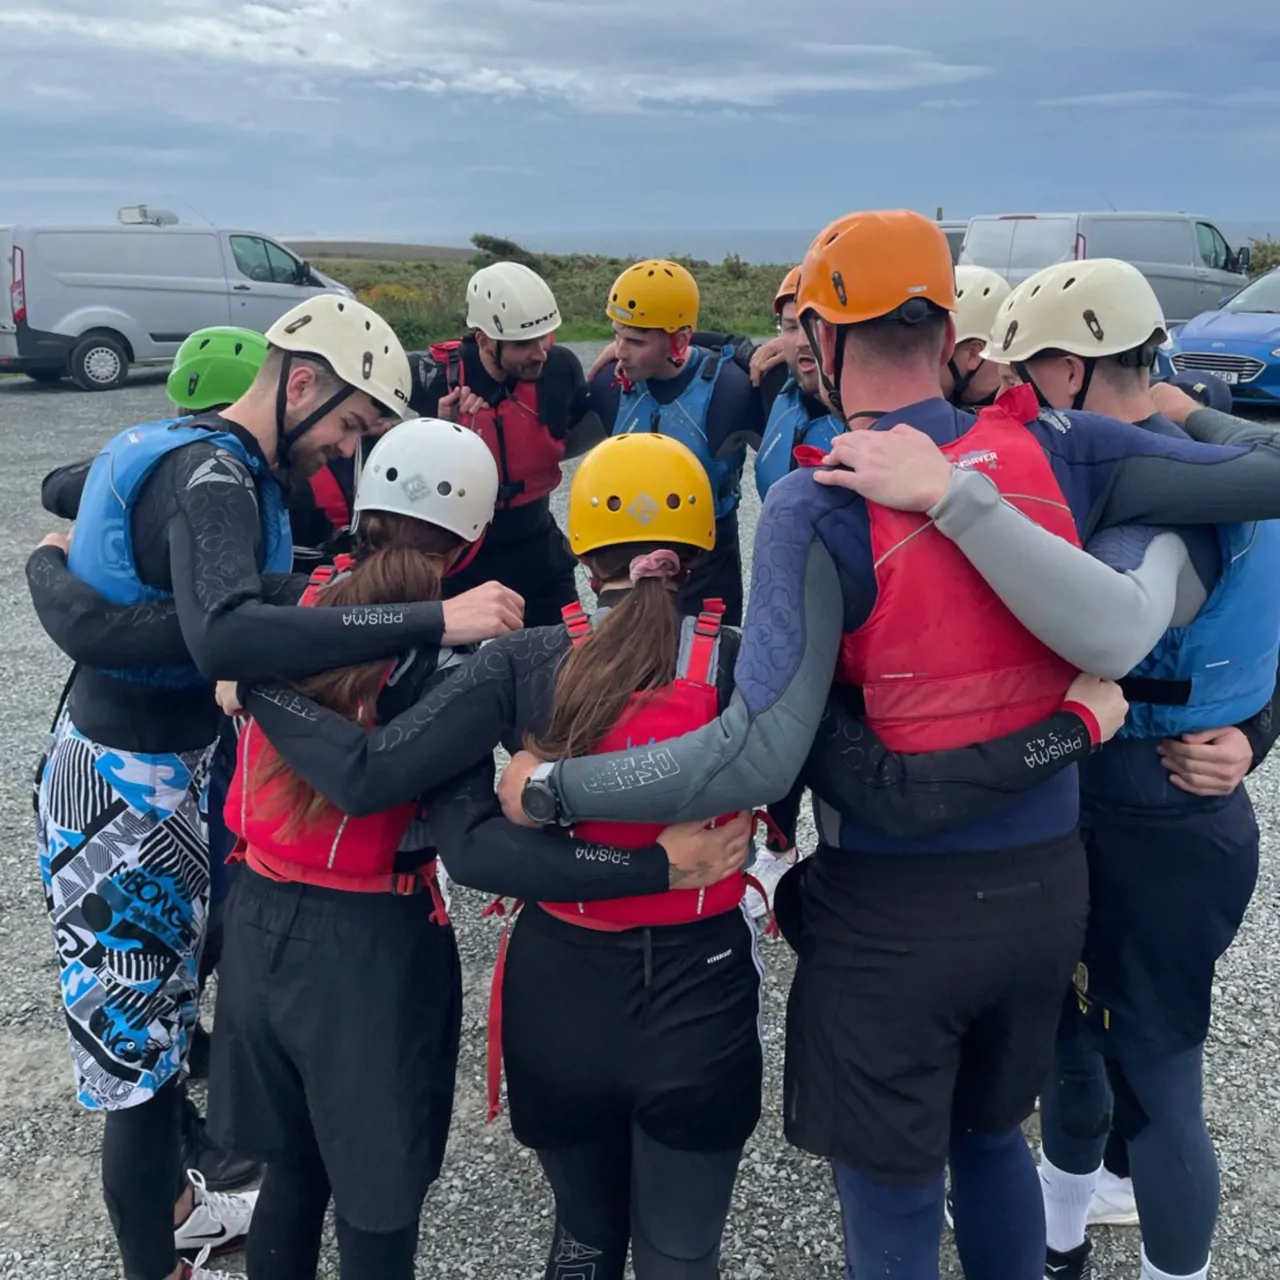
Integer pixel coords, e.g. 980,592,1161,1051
1166,268,1280,405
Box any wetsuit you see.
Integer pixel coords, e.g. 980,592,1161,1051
520,397,1280,1280
411,339,604,626
27,415,449,1280
588,347,763,626
754,364,842,500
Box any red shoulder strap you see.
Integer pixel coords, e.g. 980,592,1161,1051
298,553,357,607
561,602,592,646
792,443,827,469
428,340,464,391
682,599,725,685
308,465,351,531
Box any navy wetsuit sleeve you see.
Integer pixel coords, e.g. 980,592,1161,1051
706,363,765,454
564,346,607,456
239,637,530,816
587,364,621,432
27,545,191,668
163,445,445,681
546,490,845,823
1238,657,1280,774
430,760,670,901
41,460,92,519
803,692,1096,838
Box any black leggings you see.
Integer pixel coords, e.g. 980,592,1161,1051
102,1082,184,1280
245,1145,419,1280
538,1123,743,1280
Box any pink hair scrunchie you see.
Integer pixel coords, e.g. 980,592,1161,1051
629,549,683,583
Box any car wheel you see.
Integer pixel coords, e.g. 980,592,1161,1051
70,334,129,391
25,367,64,384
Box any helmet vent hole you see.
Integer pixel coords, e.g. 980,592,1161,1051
666,493,681,510
607,495,622,512
337,302,345,311
1031,285,1042,297
647,270,655,277
386,466,399,482
199,338,211,349
1063,277,1077,290
365,320,372,331
437,481,452,496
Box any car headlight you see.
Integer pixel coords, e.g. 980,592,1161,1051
1272,347,1280,358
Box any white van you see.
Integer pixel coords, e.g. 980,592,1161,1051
0,221,352,390
959,213,1251,325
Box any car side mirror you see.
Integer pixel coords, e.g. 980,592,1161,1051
1235,246,1252,273
298,259,315,286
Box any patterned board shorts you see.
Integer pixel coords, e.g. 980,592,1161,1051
35,713,215,1111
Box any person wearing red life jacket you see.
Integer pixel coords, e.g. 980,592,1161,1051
411,261,607,625
201,416,508,1280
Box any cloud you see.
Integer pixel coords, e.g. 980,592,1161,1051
0,2,988,113
1036,89,1192,107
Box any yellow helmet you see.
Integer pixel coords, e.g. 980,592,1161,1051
568,435,715,555
605,260,700,332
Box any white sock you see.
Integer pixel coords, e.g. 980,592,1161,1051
1040,1157,1100,1254
1140,1247,1209,1280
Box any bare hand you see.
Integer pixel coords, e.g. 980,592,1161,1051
497,749,545,827
1149,381,1202,428
436,381,488,425
813,425,953,511
441,581,524,646
215,680,244,716
587,342,619,382
1158,726,1253,796
38,528,73,554
749,336,787,387
659,811,753,888
1064,673,1128,743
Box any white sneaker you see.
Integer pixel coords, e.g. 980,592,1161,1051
175,1168,258,1256
744,850,794,919
186,1244,247,1280
1086,1168,1139,1227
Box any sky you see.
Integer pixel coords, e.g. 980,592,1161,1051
2,0,1279,256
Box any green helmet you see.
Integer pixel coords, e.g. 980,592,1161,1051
167,326,268,412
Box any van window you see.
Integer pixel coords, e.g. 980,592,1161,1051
231,235,303,285
34,230,224,279
960,220,1015,271
1195,223,1230,271
1008,218,1075,270
1088,218,1190,264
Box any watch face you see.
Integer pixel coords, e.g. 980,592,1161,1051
522,782,557,824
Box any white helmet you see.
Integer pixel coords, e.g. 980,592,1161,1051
953,266,1012,346
267,294,412,418
982,259,1168,365
466,262,561,341
353,417,499,543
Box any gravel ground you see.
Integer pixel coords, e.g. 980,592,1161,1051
1,349,1279,1279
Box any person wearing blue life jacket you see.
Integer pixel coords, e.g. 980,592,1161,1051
587,259,765,625
754,265,844,502
26,294,525,1280
980,259,1280,1280
502,212,1280,1280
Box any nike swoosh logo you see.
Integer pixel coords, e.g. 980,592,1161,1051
187,1223,231,1245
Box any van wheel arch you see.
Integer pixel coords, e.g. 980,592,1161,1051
69,329,132,391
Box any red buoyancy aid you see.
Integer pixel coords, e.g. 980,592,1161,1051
539,599,746,931
223,557,432,894
307,464,351,532
836,384,1082,751
430,340,565,509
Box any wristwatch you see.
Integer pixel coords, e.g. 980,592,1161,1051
521,761,563,826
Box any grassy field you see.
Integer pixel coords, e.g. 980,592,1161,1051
311,248,790,346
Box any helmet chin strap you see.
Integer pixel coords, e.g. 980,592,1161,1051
274,352,356,465
948,356,977,403
1012,359,1096,413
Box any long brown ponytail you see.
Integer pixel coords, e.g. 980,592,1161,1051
254,511,462,835
526,541,701,761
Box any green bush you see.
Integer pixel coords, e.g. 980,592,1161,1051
1249,237,1280,277
316,239,787,346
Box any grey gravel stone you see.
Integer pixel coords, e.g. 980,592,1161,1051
1,355,1278,1278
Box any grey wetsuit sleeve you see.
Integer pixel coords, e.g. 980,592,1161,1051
928,469,1186,679
547,536,844,825
1181,407,1280,448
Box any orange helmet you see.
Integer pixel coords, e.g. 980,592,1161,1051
773,265,802,316
796,210,957,327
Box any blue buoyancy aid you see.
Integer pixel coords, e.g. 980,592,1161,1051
754,377,843,500
67,417,293,688
1119,519,1280,739
614,346,745,519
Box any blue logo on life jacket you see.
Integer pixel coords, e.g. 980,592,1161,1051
67,417,293,689
615,346,744,520
754,377,843,500
1120,519,1280,739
